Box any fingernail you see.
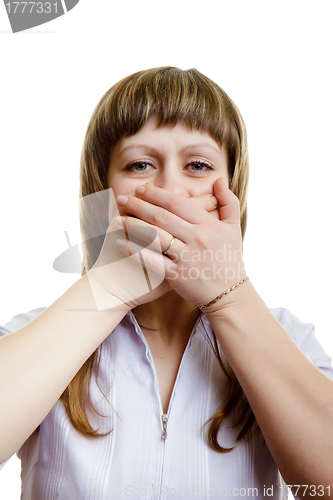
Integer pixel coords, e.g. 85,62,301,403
116,195,129,206
115,216,126,227
135,185,146,195
116,239,126,248
211,196,218,205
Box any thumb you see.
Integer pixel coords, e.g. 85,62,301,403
213,177,241,226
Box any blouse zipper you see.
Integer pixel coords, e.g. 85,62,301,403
161,413,168,440
159,413,168,499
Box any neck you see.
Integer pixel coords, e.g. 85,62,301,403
132,291,201,346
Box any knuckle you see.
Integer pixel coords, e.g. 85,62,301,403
122,217,131,227
129,197,140,212
153,227,163,244
147,227,160,244
168,195,183,210
152,207,167,224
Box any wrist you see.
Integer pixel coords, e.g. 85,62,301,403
201,277,256,320
72,274,132,315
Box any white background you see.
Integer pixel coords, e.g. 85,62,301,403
0,1,333,498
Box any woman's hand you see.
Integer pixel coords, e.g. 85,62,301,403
115,178,247,311
85,188,221,311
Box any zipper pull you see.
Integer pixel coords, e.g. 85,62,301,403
161,413,168,440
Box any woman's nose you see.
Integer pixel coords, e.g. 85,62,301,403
151,171,189,197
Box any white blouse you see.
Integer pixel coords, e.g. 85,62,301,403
1,307,333,500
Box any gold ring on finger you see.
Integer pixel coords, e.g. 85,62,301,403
163,236,176,257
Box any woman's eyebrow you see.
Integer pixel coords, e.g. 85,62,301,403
181,144,222,155
118,145,159,157
118,143,222,157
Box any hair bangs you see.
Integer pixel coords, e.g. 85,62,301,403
104,67,239,154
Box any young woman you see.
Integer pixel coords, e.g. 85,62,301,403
1,67,333,499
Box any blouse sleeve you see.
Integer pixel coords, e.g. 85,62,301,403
0,307,47,338
0,307,46,470
270,307,333,381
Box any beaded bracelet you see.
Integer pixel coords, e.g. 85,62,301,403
197,276,249,310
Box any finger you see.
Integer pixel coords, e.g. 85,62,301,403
116,237,171,279
188,194,220,220
108,188,121,226
116,193,190,241
207,207,220,220
118,188,217,220
133,183,207,224
108,188,138,233
188,193,219,212
117,189,137,218
213,177,241,226
115,215,174,254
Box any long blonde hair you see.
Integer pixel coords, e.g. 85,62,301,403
60,66,254,452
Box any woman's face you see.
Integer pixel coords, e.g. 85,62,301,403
107,116,229,199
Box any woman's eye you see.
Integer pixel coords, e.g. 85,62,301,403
126,162,154,173
125,160,213,174
187,161,213,173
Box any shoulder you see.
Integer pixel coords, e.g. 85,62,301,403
0,307,47,337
